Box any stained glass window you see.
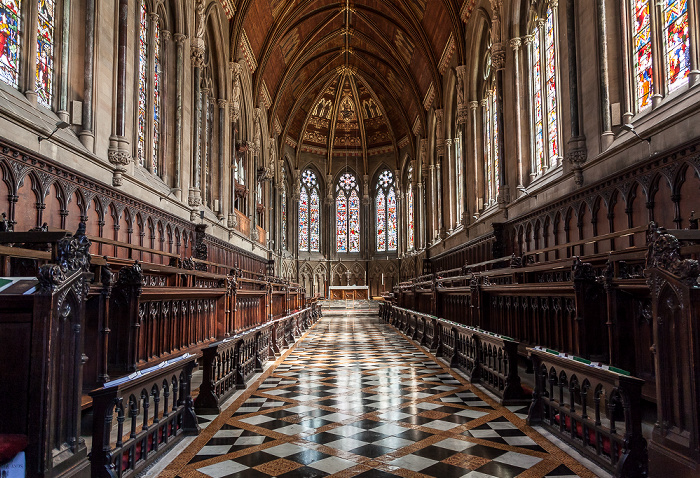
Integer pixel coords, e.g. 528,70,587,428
483,94,493,205
299,169,320,252
387,188,397,250
545,10,558,162
349,189,360,252
298,188,309,251
137,0,148,167
336,194,347,252
633,0,653,110
36,0,55,107
407,183,414,250
281,169,288,250
407,166,414,250
663,0,689,92
0,0,21,88
152,25,161,174
455,136,463,222
376,190,385,251
529,6,560,176
310,189,320,251
336,172,360,253
376,170,397,252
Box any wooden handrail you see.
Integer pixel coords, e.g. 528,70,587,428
522,225,647,258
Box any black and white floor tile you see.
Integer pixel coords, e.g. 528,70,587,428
159,309,598,478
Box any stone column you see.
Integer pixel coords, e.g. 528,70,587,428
57,0,71,122
79,0,95,149
510,38,524,189
218,99,227,219
688,0,700,85
107,0,132,186
445,138,455,233
435,110,445,237
394,169,402,253
619,0,634,124
429,164,437,242
189,39,204,212
362,175,370,259
470,101,481,216
597,0,614,150
173,34,186,199
565,0,588,186
201,90,211,208
24,0,39,105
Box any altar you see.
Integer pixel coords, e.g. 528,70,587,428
328,286,369,300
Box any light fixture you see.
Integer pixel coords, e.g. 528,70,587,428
38,121,70,143
517,185,536,199
621,123,651,144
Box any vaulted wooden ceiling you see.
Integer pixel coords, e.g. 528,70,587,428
231,0,467,166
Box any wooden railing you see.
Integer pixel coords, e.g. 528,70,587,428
195,306,319,414
382,304,528,405
528,348,647,478
89,354,199,478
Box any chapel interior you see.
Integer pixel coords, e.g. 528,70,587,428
0,0,699,477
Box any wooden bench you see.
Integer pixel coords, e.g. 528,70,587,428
89,354,199,478
528,348,647,478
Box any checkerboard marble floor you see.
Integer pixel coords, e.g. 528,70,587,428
159,310,597,478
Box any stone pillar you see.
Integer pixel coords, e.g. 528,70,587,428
470,101,481,216
510,38,524,189
218,99,227,219
565,0,588,186
597,0,614,150
24,0,39,105
490,0,508,208
445,138,455,233
107,0,132,186
619,0,634,125
429,164,437,242
79,0,95,149
435,109,445,238
189,38,204,212
57,0,71,122
688,0,700,85
173,33,186,200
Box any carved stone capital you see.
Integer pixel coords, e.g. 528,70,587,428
161,29,172,41
509,37,521,50
217,98,227,109
174,33,187,45
492,43,506,70
469,100,479,111
566,140,588,186
191,38,205,68
108,149,131,167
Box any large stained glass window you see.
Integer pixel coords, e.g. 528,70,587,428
0,0,21,88
632,0,653,110
529,6,560,177
482,87,500,206
407,166,414,250
376,170,397,252
455,136,463,222
336,172,360,253
663,0,689,92
36,0,55,107
152,25,161,174
299,169,320,252
137,0,148,167
281,169,287,250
